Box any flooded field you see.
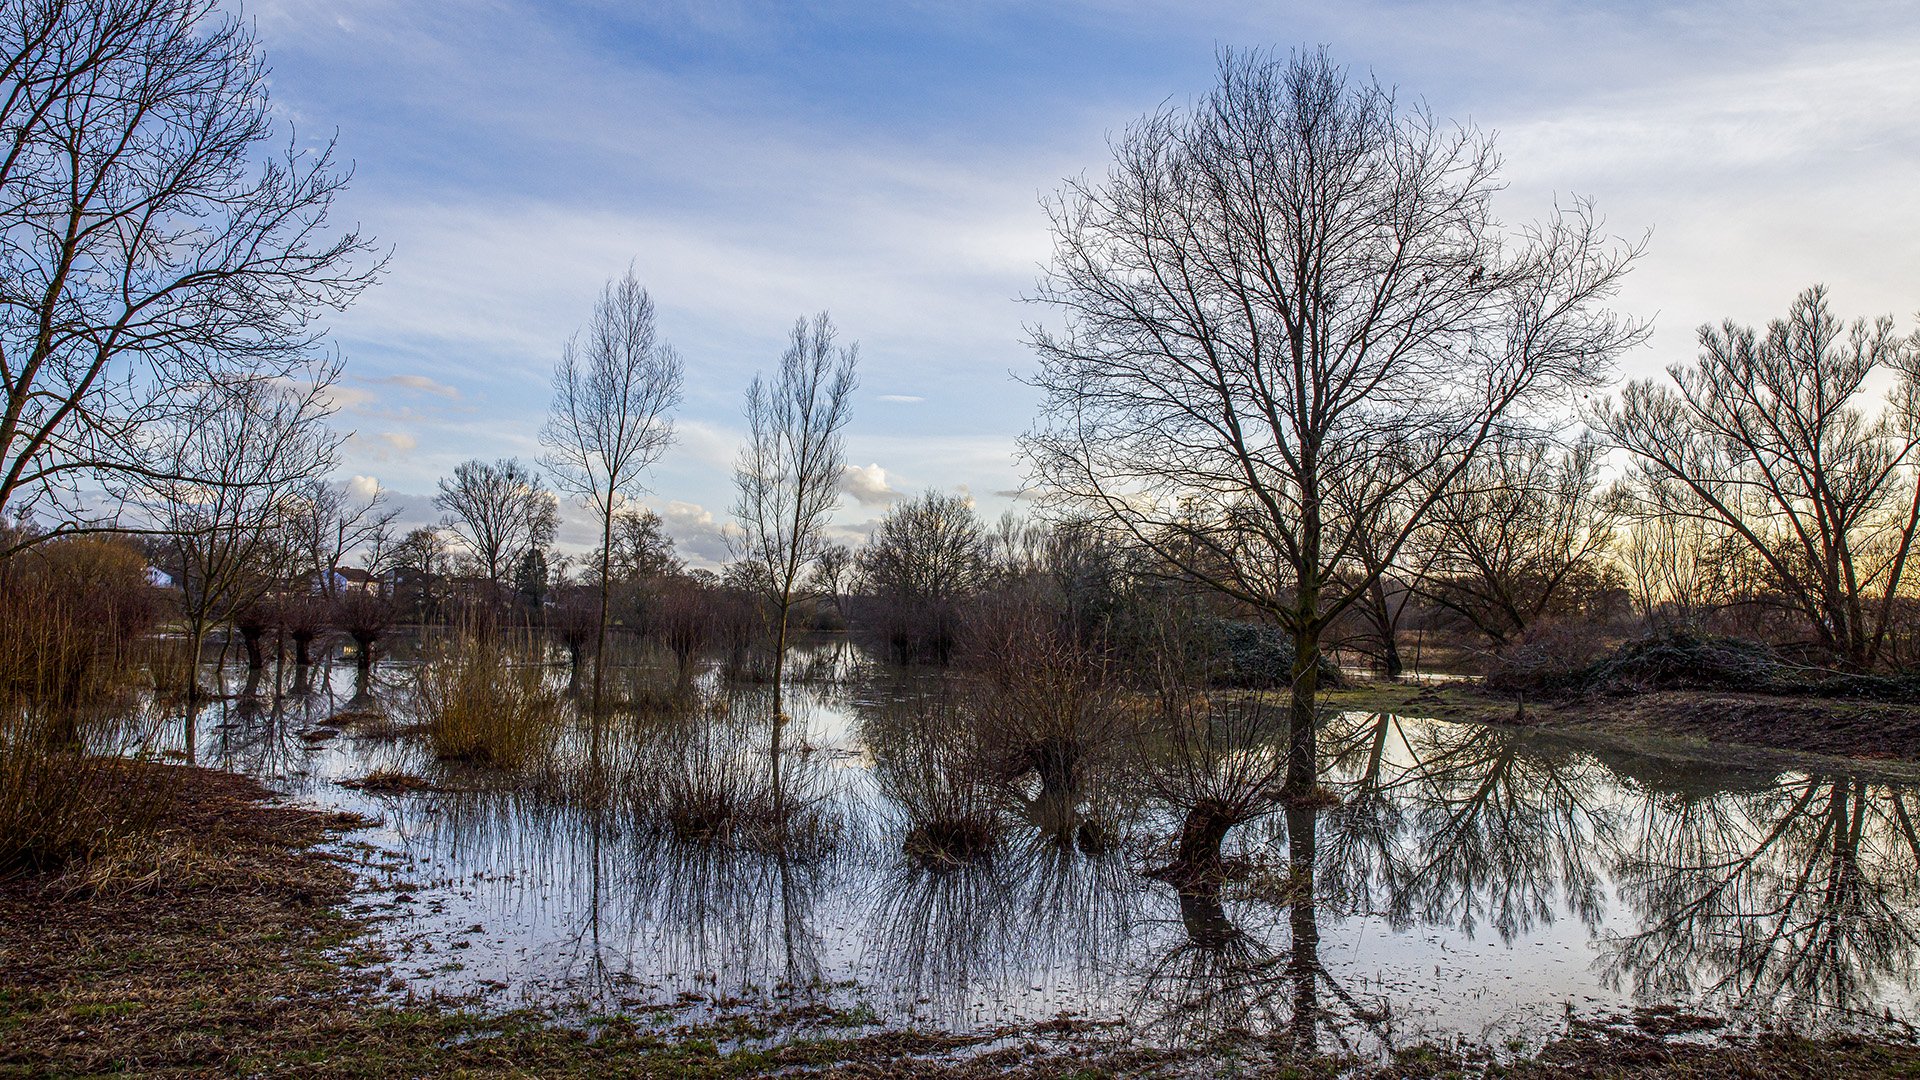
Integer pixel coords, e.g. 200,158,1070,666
137,644,1920,1059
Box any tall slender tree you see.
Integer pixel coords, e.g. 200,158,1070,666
541,267,683,720
731,312,857,829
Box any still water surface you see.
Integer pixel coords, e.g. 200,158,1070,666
150,648,1920,1055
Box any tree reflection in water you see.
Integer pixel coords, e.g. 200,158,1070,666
1136,805,1390,1056
862,834,1146,1022
147,661,1920,1044
1604,773,1920,1023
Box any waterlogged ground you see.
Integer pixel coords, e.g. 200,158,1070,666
138,646,1920,1060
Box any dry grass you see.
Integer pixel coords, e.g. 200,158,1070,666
413,629,563,769
0,715,179,877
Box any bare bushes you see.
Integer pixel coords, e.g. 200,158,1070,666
414,629,562,768
0,537,156,708
0,539,174,874
867,698,1006,867
1486,629,1920,701
642,698,840,856
961,588,1123,842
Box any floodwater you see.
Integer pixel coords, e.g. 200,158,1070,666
143,645,1920,1057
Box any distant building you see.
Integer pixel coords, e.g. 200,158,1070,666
331,566,380,594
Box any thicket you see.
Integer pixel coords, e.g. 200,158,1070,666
0,536,168,875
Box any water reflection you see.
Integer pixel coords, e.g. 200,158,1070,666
1605,774,1920,1023
138,653,1920,1052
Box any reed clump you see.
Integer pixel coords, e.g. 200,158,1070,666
414,629,563,769
643,696,842,856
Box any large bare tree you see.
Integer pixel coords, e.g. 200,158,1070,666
731,312,856,825
1598,286,1920,668
1023,49,1643,793
434,458,558,598
541,268,682,717
0,0,378,557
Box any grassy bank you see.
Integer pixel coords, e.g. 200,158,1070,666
1324,681,1920,769
4,762,1919,1078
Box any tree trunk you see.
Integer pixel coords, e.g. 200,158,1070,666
1286,803,1321,1054
1369,577,1403,678
591,497,614,741
1174,797,1236,871
1285,622,1321,796
771,597,790,845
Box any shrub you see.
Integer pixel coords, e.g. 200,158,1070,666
867,699,1007,867
0,537,156,707
1196,618,1343,690
414,630,562,768
645,701,840,856
0,706,176,876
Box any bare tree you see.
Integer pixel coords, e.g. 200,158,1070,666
0,0,379,557
541,267,682,718
731,311,857,827
1023,49,1643,794
587,507,682,585
1598,286,1920,668
805,541,853,623
855,489,992,662
1620,512,1740,633
1415,433,1623,646
130,366,341,696
284,478,397,597
435,458,558,598
391,525,449,623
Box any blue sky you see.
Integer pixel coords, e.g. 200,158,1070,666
250,0,1920,566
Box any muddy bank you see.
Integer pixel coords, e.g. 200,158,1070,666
1327,681,1920,769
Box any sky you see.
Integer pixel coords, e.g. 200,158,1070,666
246,0,1920,567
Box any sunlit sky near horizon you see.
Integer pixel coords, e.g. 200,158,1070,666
250,0,1920,567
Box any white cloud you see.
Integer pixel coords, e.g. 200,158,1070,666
839,463,900,507
377,431,417,454
348,475,382,499
660,500,735,565
876,394,925,403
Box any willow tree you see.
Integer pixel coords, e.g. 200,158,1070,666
1598,286,1920,669
542,269,682,719
1023,49,1643,794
